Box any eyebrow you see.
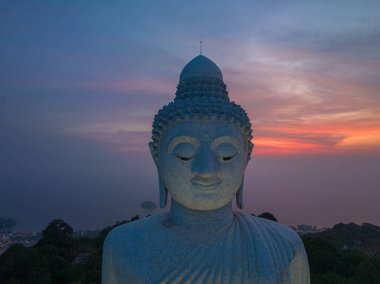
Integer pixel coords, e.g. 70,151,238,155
168,136,198,153
212,136,240,150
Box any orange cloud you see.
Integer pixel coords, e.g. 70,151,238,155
222,42,380,156
56,41,380,157
252,124,380,156
253,137,327,156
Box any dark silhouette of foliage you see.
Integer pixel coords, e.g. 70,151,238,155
308,222,380,255
0,216,141,283
258,212,278,222
302,222,380,283
311,272,356,284
0,244,51,283
39,219,74,247
354,256,380,284
1,217,380,283
302,235,361,278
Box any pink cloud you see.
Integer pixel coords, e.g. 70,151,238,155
213,42,380,156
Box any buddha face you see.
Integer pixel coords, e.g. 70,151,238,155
154,120,249,211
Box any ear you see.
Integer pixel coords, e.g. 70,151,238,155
236,176,244,209
149,142,158,167
246,142,254,165
159,177,168,208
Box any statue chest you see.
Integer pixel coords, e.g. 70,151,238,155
111,216,296,283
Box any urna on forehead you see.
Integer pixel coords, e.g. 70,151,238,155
151,55,254,160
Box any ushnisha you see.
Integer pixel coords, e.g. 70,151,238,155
102,55,310,284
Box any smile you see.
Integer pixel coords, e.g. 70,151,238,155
191,178,221,190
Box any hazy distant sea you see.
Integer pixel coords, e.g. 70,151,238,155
5,206,164,233
4,223,44,233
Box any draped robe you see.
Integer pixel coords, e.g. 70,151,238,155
102,202,310,284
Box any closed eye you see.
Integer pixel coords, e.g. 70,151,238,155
172,142,196,162
215,142,238,162
176,155,192,161
218,154,236,161
222,156,233,161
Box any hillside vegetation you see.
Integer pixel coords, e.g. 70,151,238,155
0,216,379,283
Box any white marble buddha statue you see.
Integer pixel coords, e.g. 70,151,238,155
102,55,310,283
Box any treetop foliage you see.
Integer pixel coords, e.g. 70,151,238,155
1,215,380,283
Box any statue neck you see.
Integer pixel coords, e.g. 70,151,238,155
170,199,234,226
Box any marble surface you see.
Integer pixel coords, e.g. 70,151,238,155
155,120,248,211
102,55,310,283
103,201,309,283
179,55,223,81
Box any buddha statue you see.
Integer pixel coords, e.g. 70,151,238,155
102,55,310,283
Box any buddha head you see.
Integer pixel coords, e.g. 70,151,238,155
149,55,253,210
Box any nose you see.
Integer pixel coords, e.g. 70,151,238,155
191,144,220,177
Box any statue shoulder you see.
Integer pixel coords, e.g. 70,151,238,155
245,214,310,282
264,218,302,245
239,212,305,250
238,213,310,283
104,213,168,248
102,213,171,283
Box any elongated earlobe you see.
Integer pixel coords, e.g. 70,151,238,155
159,177,168,208
236,177,244,209
149,142,158,167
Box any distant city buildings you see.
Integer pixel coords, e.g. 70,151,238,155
73,229,100,238
0,231,41,255
0,229,100,255
293,224,327,235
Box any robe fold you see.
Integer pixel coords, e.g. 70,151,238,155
103,210,310,284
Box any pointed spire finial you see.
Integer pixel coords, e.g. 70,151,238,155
200,40,203,55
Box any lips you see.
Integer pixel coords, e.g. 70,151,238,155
191,177,221,190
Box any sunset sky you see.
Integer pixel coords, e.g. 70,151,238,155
1,1,380,231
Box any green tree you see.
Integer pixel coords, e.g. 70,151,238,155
311,272,355,284
0,244,51,283
39,219,73,247
302,236,351,276
258,212,278,222
354,258,380,284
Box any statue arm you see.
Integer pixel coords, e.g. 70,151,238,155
102,234,118,284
